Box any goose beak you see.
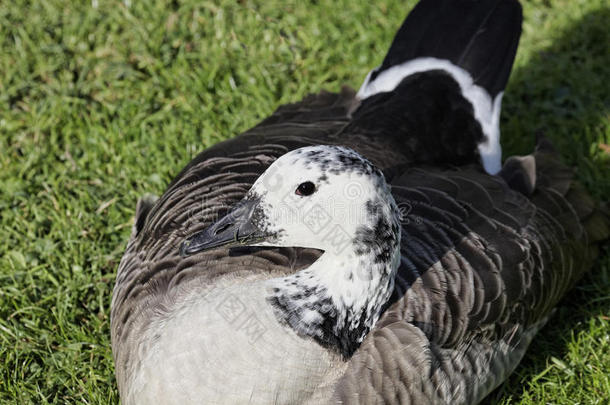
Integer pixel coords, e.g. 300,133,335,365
180,198,267,256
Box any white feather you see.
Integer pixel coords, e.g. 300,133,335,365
357,57,504,175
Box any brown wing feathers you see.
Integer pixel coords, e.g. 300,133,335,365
332,143,607,404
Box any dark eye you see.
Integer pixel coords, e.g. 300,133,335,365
295,181,316,196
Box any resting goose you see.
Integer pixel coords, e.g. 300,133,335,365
111,0,608,404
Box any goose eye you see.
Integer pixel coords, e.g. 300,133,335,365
295,181,316,196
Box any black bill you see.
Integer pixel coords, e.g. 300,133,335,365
180,198,268,256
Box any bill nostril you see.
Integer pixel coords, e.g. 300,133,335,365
214,223,232,235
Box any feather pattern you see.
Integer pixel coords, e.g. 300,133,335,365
331,151,601,404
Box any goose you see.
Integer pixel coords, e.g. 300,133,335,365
111,0,608,404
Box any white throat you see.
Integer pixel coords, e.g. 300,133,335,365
266,216,401,357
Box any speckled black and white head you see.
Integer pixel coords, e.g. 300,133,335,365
181,145,402,357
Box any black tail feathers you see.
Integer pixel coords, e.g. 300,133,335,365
354,0,523,175
372,0,522,98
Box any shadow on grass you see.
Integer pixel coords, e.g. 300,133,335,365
483,7,610,404
502,7,610,197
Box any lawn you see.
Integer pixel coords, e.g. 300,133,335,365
0,0,608,403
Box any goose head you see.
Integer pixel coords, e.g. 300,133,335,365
181,145,402,356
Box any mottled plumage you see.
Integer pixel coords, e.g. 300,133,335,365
110,0,608,404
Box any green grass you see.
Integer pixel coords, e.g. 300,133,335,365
0,0,608,403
